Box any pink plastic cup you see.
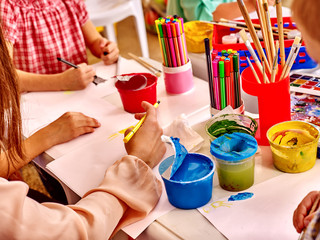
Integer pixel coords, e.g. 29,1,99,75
163,60,194,94
115,73,157,113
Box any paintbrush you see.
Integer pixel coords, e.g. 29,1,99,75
57,57,107,85
280,36,301,80
128,52,162,77
237,0,271,74
244,52,261,84
123,101,160,143
275,0,286,67
239,29,269,83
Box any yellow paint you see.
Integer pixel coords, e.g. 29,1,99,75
202,201,233,213
293,79,307,85
108,127,133,141
64,91,74,95
267,121,319,173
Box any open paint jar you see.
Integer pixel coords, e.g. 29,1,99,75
210,132,258,191
159,153,215,209
115,73,157,113
205,114,258,141
267,121,319,173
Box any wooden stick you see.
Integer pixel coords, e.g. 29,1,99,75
211,22,282,37
256,0,272,67
237,0,271,74
271,40,279,83
263,0,276,62
128,52,162,77
244,52,261,84
219,18,291,33
280,36,301,80
276,0,286,67
239,29,269,83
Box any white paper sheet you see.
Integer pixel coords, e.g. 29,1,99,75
198,161,320,240
21,90,139,158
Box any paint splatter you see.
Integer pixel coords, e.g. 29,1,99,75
228,192,254,201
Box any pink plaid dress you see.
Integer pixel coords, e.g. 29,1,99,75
0,0,89,74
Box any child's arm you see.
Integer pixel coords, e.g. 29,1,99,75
6,42,96,92
0,112,101,178
81,20,119,65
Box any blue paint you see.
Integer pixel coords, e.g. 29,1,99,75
228,192,254,201
170,137,188,179
170,154,213,182
159,153,215,209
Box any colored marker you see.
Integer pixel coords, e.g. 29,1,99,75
233,54,241,108
161,24,173,67
174,21,186,65
229,53,235,108
219,60,226,109
166,23,177,67
155,20,168,66
213,59,221,110
178,18,188,63
171,22,181,66
225,58,232,108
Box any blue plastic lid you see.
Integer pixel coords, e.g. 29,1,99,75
210,132,258,161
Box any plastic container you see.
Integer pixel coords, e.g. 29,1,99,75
159,153,215,209
210,132,258,191
163,60,194,94
242,64,291,145
212,17,317,73
205,113,258,141
184,21,213,53
115,73,157,113
210,100,245,116
267,121,319,173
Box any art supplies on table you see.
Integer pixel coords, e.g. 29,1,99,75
210,17,317,73
290,72,320,96
155,16,188,67
204,41,242,113
155,15,194,94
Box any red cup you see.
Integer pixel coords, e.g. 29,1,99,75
115,73,157,113
241,64,291,146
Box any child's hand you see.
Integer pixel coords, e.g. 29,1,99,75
100,38,119,65
42,112,101,147
124,101,166,168
61,63,96,90
293,191,320,233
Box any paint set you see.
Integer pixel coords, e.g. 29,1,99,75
290,73,320,96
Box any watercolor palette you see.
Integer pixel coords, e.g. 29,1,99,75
290,73,320,96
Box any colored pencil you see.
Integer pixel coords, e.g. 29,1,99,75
123,101,160,143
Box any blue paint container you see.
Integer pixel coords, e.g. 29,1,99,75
159,153,215,209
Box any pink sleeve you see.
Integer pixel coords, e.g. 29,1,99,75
0,1,19,43
0,156,162,239
72,0,89,26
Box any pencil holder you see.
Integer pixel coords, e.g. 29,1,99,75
210,99,245,116
241,64,291,146
163,60,194,94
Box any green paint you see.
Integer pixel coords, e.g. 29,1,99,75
207,119,254,138
217,158,255,191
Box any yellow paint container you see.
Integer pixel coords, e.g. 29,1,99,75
267,121,319,173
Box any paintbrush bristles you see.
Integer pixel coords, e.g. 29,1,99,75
293,36,301,45
239,29,249,43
